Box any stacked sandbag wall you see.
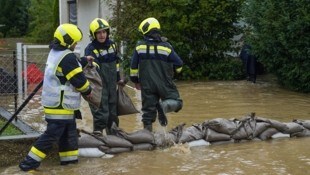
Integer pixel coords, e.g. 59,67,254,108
78,116,310,157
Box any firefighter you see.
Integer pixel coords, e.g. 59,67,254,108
130,17,183,132
19,23,92,171
80,18,124,136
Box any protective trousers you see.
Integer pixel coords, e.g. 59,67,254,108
19,119,78,171
90,62,119,134
141,88,182,128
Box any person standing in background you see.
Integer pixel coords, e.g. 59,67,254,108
240,42,257,83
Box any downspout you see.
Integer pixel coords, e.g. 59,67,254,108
99,0,103,18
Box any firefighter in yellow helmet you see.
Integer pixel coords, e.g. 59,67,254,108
80,18,125,136
19,23,92,171
130,17,183,132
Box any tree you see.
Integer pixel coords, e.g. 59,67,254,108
106,0,245,80
242,0,310,92
0,0,30,37
27,0,57,43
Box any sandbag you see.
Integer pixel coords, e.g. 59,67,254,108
104,147,132,154
111,124,155,144
203,118,237,135
268,119,289,132
78,134,105,148
98,145,110,153
284,122,305,134
82,63,102,109
258,128,278,140
271,132,290,139
253,122,271,137
97,135,133,148
188,139,210,148
167,123,186,143
205,128,231,142
121,129,155,144
178,124,205,143
133,143,155,151
291,128,310,137
232,119,256,140
232,127,250,140
78,148,105,157
293,119,310,130
117,86,139,116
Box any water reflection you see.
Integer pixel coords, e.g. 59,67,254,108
1,74,310,174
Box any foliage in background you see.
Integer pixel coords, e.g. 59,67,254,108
0,0,30,37
242,0,310,92
26,0,57,43
53,0,60,30
106,0,245,80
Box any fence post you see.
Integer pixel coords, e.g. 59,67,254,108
13,50,18,114
16,43,23,100
23,45,28,97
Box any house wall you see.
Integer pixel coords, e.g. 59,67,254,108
77,0,100,55
59,0,112,55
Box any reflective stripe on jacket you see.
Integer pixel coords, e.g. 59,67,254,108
42,49,81,109
130,39,183,84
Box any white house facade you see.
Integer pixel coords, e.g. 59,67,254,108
59,0,112,55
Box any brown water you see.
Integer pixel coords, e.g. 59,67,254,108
1,74,310,175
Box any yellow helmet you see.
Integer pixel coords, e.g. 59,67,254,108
89,18,110,39
54,23,82,48
139,17,161,35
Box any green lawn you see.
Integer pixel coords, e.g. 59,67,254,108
0,117,23,136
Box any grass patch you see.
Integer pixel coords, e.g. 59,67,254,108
0,117,23,136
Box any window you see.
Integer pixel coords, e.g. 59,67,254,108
68,0,77,24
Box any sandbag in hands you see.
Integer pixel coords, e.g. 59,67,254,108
82,57,102,109
117,86,139,116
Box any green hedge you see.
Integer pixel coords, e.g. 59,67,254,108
242,0,310,92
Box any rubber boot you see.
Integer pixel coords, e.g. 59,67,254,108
157,103,168,126
143,124,153,132
158,99,183,126
160,99,183,113
19,156,41,172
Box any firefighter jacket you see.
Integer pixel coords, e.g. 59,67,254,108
42,48,91,119
130,37,183,89
82,39,121,81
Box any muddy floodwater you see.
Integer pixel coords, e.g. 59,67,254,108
1,74,310,175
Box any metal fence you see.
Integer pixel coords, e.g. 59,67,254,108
0,43,83,131
0,50,18,113
0,43,48,118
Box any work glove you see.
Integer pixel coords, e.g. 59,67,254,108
135,83,141,90
117,77,129,87
117,79,126,87
82,91,92,102
84,55,100,69
74,110,82,120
